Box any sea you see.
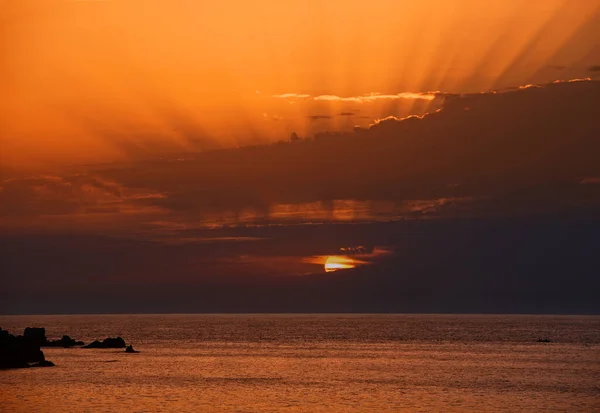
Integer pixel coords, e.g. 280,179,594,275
1,314,598,412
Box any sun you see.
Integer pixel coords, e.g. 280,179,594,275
324,256,355,272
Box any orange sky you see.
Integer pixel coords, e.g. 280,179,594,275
2,0,599,170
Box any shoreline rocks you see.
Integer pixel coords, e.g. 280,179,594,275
23,327,85,348
1,327,136,368
2,327,135,369
1,328,55,369
45,335,85,347
125,345,139,353
84,337,126,349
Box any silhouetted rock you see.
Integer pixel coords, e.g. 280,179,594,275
23,327,47,346
21,327,85,348
0,328,54,369
537,338,553,343
44,335,85,348
21,327,85,347
125,345,139,353
84,337,126,348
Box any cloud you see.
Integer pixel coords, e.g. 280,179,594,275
313,95,362,103
272,92,438,103
272,93,311,99
149,236,265,245
263,113,283,121
588,65,600,72
580,177,600,184
338,112,356,116
518,84,542,90
370,114,426,126
313,92,437,103
3,80,599,231
132,79,597,219
553,78,592,84
0,174,165,219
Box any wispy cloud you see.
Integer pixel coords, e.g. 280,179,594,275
580,177,600,184
553,78,592,84
150,236,266,245
518,84,542,90
370,114,427,126
272,93,311,99
313,95,361,103
314,92,437,103
262,113,283,121
0,174,165,218
272,92,437,103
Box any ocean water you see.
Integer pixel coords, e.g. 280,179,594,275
0,314,598,412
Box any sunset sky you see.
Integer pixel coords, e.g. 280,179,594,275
1,0,599,314
2,0,599,168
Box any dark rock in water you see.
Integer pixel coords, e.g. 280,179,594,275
537,338,553,343
44,335,85,348
125,345,139,353
1,328,54,369
21,327,84,347
84,337,126,349
23,327,47,347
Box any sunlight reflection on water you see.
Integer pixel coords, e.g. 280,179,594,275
1,314,598,413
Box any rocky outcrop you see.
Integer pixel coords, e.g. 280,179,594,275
1,328,55,369
45,335,85,347
84,337,126,349
125,345,139,353
22,327,85,347
23,327,47,346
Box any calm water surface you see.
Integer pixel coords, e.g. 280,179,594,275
1,314,599,412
